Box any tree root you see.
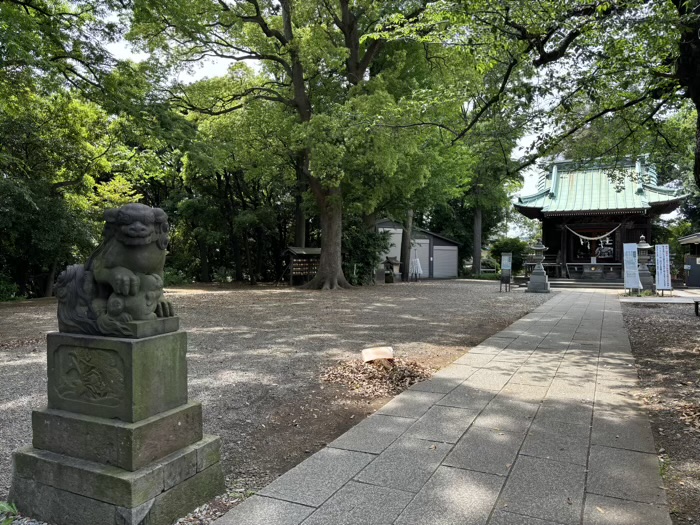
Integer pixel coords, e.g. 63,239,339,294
301,273,352,290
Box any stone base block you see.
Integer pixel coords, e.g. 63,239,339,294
47,330,187,422
127,317,180,339
33,403,203,471
10,436,225,525
527,273,551,293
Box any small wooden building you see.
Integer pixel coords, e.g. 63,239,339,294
515,158,686,279
283,247,321,285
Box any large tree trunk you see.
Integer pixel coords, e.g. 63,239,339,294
695,109,700,190
401,209,414,281
294,155,307,247
44,259,57,297
473,207,482,276
198,239,210,282
302,179,350,289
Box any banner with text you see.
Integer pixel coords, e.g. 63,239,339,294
655,244,672,291
623,243,642,290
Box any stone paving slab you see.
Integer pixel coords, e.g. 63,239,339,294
508,366,557,387
214,290,672,525
375,390,444,419
497,455,587,525
591,410,656,453
454,353,496,367
328,414,415,454
215,496,314,525
437,384,497,410
472,397,540,433
464,369,516,391
257,448,374,507
500,382,549,403
520,419,590,466
353,437,451,493
587,445,667,504
582,494,672,525
299,481,413,525
443,427,524,476
393,466,503,525
409,364,477,393
489,510,567,524
405,405,479,443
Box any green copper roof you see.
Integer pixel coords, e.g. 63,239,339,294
515,159,686,219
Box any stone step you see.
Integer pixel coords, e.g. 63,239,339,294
548,279,623,289
33,402,203,471
10,435,223,525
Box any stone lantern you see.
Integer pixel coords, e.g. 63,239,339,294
527,239,551,293
637,234,655,290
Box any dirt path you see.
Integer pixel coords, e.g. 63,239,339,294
0,280,551,503
623,302,700,524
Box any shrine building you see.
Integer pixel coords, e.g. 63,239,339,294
514,157,686,280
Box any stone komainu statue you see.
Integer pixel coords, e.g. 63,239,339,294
56,203,175,337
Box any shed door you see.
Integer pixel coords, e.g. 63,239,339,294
433,246,458,278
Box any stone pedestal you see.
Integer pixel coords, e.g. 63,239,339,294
527,240,551,293
10,329,225,525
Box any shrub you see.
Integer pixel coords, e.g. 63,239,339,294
489,238,530,274
342,220,392,286
0,274,19,302
0,501,18,525
163,268,189,286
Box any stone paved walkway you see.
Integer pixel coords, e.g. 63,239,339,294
215,290,671,525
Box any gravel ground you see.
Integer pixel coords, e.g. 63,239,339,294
623,302,700,524
0,280,551,523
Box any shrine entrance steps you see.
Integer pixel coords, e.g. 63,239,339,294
548,278,624,289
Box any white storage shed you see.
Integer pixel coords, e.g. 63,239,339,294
377,219,460,279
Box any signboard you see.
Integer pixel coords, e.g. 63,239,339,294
655,244,672,291
500,252,512,291
501,252,512,271
623,243,642,290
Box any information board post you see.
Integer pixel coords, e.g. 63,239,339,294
655,244,672,295
623,243,642,295
500,252,512,292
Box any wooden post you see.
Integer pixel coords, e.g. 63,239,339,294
560,223,567,278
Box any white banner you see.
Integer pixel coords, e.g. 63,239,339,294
623,243,642,290
501,253,512,271
409,258,423,276
655,244,672,291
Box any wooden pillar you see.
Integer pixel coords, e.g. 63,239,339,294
560,222,567,278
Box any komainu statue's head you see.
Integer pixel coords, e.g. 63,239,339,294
103,203,169,250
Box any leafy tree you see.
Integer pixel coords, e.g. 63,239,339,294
0,0,119,95
489,238,530,274
374,0,700,191
169,95,299,283
0,91,112,295
124,0,477,289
